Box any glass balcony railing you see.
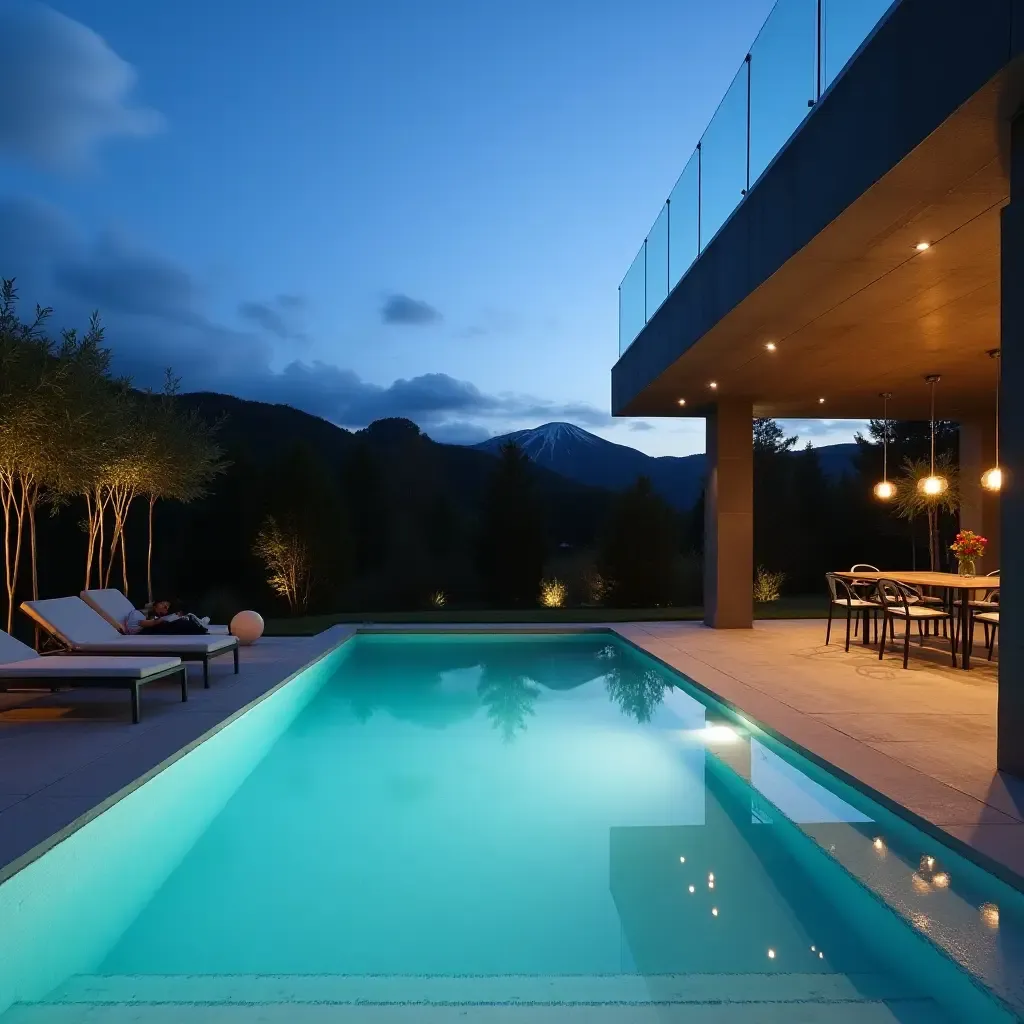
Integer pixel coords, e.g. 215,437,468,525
618,0,897,357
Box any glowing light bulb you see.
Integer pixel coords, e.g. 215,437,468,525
873,480,896,500
708,874,714,882
765,342,777,352
873,837,885,851
810,946,816,953
982,467,1002,491
711,907,718,917
918,475,947,496
679,856,686,864
708,881,715,889
767,949,776,959
818,397,826,404
708,381,718,390
925,857,935,869
818,951,824,959
916,242,931,251
688,885,695,894
677,398,687,407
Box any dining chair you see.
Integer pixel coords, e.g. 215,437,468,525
848,565,881,637
876,579,958,669
971,610,999,661
826,574,880,651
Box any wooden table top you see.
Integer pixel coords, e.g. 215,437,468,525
834,570,998,590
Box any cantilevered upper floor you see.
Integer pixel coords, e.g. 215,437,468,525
612,0,1024,421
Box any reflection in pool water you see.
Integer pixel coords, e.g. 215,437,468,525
0,632,1021,1022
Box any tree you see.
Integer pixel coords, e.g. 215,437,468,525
0,281,112,629
140,372,226,603
257,442,351,612
599,476,679,607
253,516,311,614
476,442,546,606
753,418,798,455
892,454,960,571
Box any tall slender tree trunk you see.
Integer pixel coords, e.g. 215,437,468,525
0,472,28,635
927,507,939,572
146,495,156,605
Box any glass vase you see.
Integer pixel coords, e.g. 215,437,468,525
957,557,976,577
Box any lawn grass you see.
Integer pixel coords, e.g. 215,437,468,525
265,595,827,636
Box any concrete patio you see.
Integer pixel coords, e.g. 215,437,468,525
614,618,1024,884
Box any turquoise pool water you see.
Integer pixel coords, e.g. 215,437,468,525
1,632,1022,1022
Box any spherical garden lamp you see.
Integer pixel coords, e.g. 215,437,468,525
230,610,264,645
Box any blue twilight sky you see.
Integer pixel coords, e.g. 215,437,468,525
0,0,864,456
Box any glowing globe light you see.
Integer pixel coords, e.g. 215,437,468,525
981,467,1003,491
918,475,947,497
873,480,896,501
230,609,264,645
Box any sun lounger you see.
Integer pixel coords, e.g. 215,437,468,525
21,597,239,689
80,588,231,636
0,629,186,723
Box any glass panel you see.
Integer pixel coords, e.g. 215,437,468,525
699,60,749,252
822,0,894,91
668,150,699,289
645,203,669,319
619,242,646,355
749,0,817,185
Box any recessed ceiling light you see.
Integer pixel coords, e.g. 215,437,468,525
916,242,931,251
677,398,686,406
709,381,718,390
765,342,777,352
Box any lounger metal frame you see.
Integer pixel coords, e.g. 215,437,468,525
0,661,188,723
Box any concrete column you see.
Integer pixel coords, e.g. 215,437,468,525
998,109,1024,776
959,418,1000,572
704,400,753,629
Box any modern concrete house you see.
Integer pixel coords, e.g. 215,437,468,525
611,0,1024,774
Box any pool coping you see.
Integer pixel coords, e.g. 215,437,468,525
0,629,355,888
2,622,1020,901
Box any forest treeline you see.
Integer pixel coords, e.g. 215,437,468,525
2,283,962,632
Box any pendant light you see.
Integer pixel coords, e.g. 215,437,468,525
981,349,1002,491
918,375,948,497
873,393,896,500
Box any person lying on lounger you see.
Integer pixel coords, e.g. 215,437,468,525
124,599,209,636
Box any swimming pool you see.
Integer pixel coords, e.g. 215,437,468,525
0,632,1021,1021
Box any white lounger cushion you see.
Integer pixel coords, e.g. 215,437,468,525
22,597,235,655
0,655,181,679
0,629,37,665
81,588,231,635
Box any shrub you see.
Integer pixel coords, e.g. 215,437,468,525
539,578,567,608
753,566,785,603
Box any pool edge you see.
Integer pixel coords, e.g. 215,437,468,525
0,630,356,887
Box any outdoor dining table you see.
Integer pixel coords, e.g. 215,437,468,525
833,570,998,671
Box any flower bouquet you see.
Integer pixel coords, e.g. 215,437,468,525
950,530,987,576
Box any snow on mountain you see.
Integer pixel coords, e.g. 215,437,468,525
473,423,858,510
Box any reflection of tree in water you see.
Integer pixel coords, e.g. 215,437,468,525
478,672,541,743
605,662,669,724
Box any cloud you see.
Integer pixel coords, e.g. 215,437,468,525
0,2,162,171
237,295,307,342
629,421,655,432
381,293,442,326
0,194,610,436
